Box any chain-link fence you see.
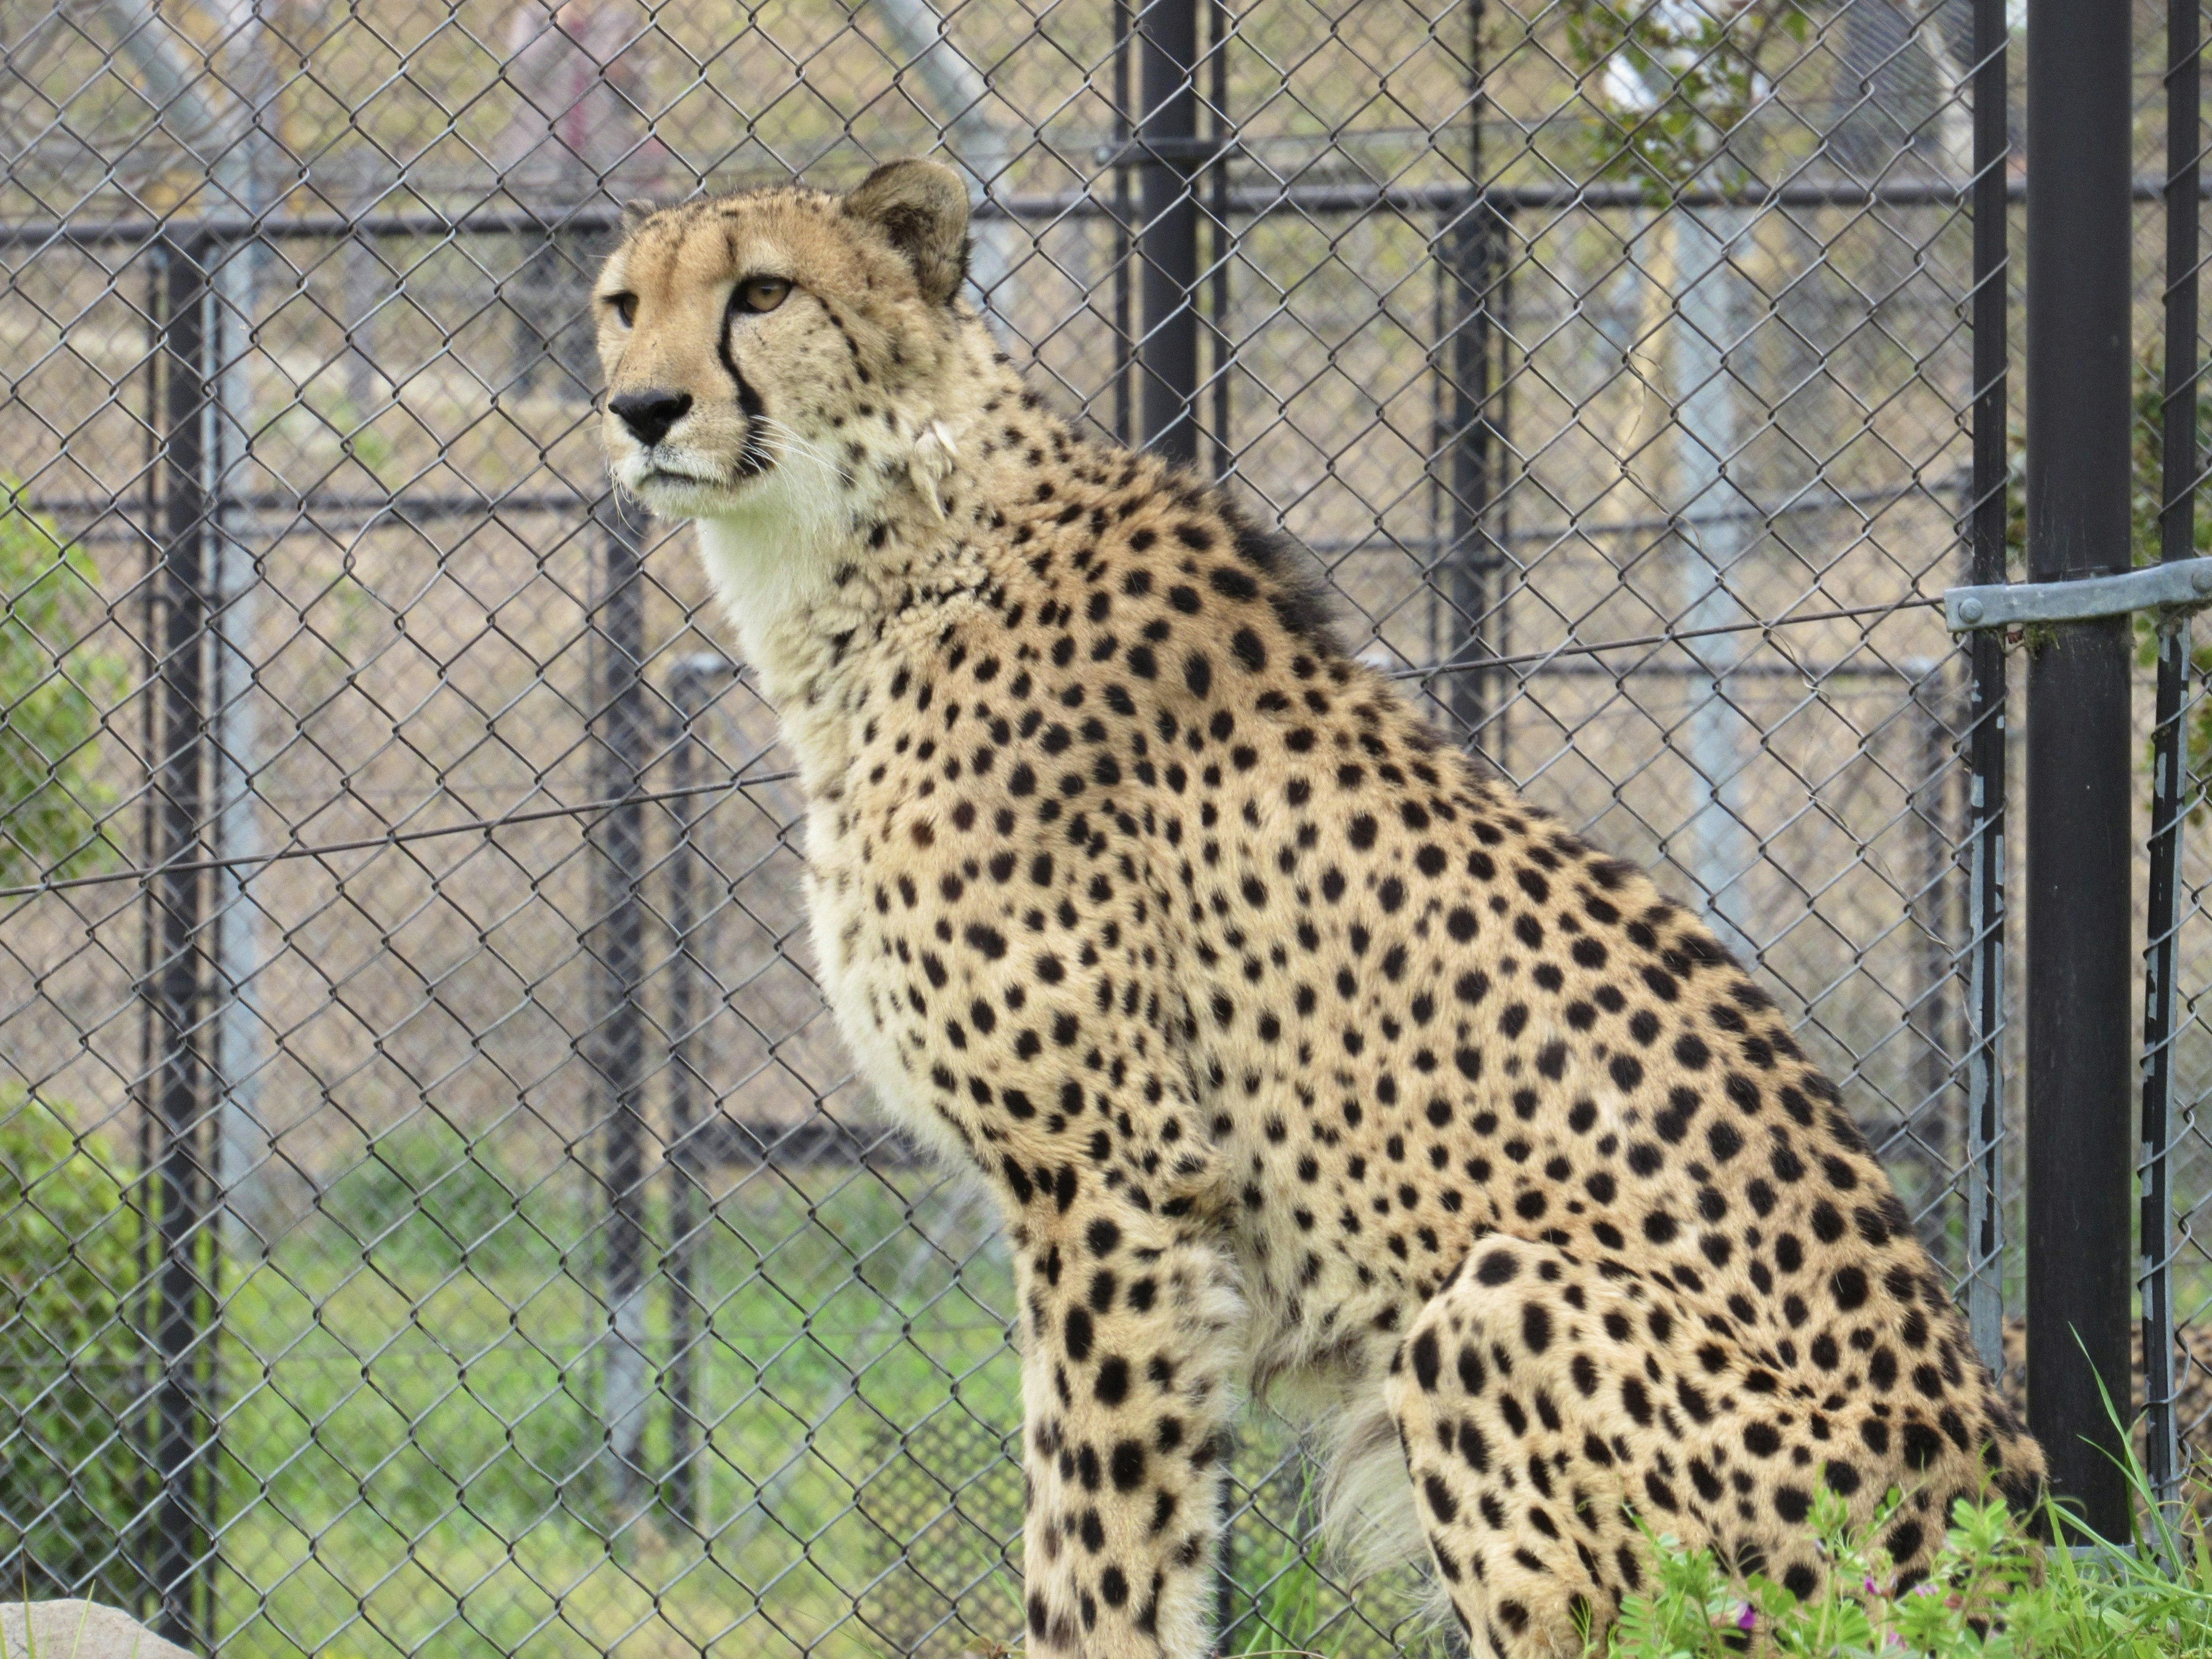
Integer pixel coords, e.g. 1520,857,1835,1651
1,1,2209,1654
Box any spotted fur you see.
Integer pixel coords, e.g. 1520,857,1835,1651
594,158,2047,1659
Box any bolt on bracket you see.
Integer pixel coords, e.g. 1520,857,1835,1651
1945,556,2212,632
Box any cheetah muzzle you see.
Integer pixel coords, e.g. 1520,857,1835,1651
593,157,2047,1659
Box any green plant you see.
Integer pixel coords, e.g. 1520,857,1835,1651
1221,1516,1328,1659
0,484,121,887
1606,1453,2212,1656
1555,1,1814,195
312,1117,539,1275
0,1088,146,1604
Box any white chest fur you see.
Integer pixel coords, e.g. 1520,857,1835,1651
690,496,981,1171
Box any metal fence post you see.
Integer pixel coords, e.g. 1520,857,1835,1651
2139,0,2203,1519
1112,0,1135,445
1962,0,2009,1380
146,234,217,1647
1438,199,1507,751
1433,0,1506,756
1906,670,1960,1241
1671,204,1759,965
1138,0,1199,465
661,651,728,1533
2021,0,2133,1541
1205,0,1230,482
591,498,653,1520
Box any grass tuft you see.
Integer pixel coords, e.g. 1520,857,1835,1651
1607,1435,2212,1656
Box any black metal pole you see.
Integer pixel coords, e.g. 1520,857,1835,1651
1112,0,1135,445
1907,671,1957,1245
1138,0,1199,465
2140,0,2202,1514
661,653,725,1532
129,248,167,1620
149,236,214,1645
2022,0,2133,1541
1961,0,2009,1381
592,498,653,1517
1440,212,1503,749
1205,0,1231,480
1441,0,1501,752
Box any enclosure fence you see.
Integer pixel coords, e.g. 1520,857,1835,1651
0,1,2207,1654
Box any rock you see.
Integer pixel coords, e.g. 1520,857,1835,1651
0,1603,197,1659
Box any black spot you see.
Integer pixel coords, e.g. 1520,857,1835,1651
1424,1474,1458,1523
1459,1420,1490,1471
1096,1357,1130,1405
1901,1421,1942,1470
1411,1328,1441,1391
1109,1440,1147,1491
1457,1344,1487,1393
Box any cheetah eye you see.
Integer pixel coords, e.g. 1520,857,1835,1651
606,292,638,327
735,276,791,315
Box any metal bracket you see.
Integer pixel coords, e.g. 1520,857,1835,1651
1945,557,2212,631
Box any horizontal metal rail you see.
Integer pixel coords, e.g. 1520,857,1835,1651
17,168,2212,255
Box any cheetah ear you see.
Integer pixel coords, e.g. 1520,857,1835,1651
618,198,660,237
842,157,972,306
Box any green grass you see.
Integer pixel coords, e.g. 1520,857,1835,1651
211,1137,1025,1659
1608,1445,2212,1656
24,1112,2212,1657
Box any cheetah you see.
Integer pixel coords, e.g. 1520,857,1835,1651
592,158,2046,1659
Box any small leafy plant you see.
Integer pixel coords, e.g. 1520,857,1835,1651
1555,0,1813,196
0,484,121,887
1605,1461,2212,1656
0,1089,146,1604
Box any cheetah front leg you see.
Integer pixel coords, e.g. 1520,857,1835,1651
1010,1176,1245,1659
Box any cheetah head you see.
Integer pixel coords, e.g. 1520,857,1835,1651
592,158,974,525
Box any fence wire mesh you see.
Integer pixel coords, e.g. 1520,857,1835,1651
0,1,2204,1654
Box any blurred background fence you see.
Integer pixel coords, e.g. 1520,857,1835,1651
0,0,2206,1654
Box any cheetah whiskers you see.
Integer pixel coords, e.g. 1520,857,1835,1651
747,414,852,490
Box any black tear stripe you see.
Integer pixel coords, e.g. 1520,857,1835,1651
718,301,775,478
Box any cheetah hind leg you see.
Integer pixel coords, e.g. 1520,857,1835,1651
1385,1237,1835,1659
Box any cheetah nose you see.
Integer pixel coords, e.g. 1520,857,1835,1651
611,389,692,448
